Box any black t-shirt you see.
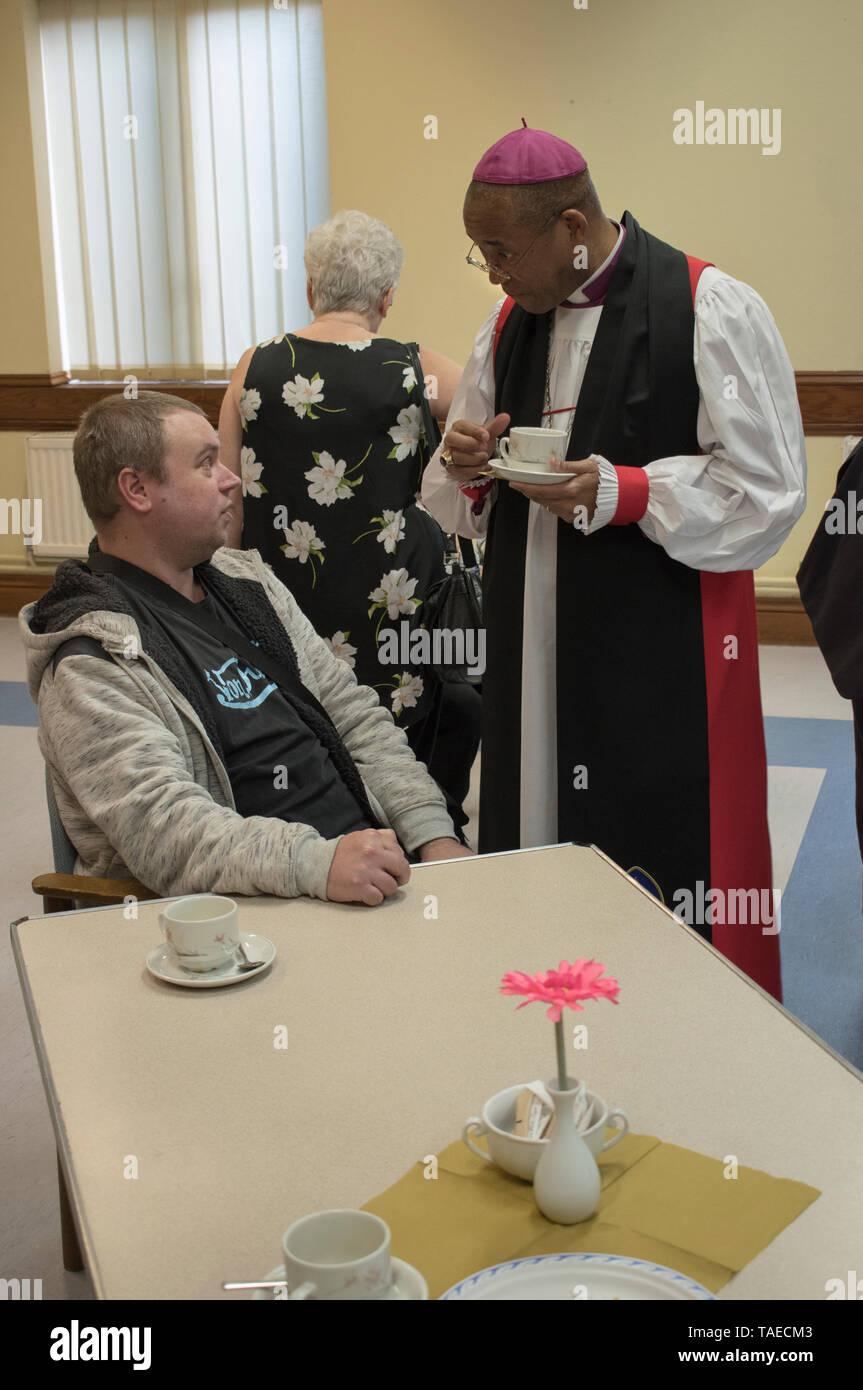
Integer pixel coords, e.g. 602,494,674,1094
112,571,374,840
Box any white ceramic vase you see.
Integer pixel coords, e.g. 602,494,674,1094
532,1080,601,1225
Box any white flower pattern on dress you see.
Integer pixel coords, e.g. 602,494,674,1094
304,451,355,507
280,520,325,586
391,672,424,716
377,509,406,553
387,404,423,461
282,373,325,418
242,337,437,723
239,387,261,423
368,567,420,620
240,446,266,498
325,631,358,668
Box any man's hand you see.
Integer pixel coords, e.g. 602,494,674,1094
441,412,511,483
509,456,600,526
326,828,411,906
416,838,475,863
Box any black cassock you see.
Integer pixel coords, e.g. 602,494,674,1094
479,211,781,999
797,438,863,883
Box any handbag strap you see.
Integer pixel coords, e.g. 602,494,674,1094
404,343,475,569
406,342,442,485
86,550,382,828
456,535,478,569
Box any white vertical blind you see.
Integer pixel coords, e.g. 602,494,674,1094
39,0,330,376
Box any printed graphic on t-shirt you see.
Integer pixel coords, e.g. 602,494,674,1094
203,656,277,711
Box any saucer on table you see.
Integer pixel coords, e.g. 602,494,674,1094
253,1258,428,1301
146,932,275,988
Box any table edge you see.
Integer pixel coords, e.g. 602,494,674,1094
585,843,863,1086
9,919,105,1298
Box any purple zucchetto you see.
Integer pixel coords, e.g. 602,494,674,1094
472,118,588,185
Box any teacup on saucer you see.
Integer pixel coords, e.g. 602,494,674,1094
499,427,567,467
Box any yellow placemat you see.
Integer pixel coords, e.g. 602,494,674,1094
362,1130,820,1299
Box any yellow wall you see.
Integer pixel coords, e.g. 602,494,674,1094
1,0,860,583
0,0,62,571
0,1,59,378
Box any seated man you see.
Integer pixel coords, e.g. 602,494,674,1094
21,392,471,903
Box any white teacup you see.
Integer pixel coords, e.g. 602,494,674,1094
463,1083,629,1181
159,895,240,973
282,1210,392,1301
499,427,568,468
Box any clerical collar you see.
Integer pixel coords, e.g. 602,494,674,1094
559,221,626,308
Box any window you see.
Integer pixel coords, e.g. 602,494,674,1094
39,0,330,377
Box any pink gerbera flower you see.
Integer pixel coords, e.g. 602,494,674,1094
501,959,620,1092
501,959,620,1023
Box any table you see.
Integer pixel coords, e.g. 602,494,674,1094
11,844,863,1300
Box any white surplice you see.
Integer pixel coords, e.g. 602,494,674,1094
421,240,807,847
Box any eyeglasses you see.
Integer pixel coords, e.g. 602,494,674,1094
465,208,566,281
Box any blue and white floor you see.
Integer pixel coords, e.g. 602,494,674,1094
1,617,861,1296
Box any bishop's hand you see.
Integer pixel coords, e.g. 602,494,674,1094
508,456,601,527
441,412,511,483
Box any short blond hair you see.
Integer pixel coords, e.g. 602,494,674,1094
74,392,207,524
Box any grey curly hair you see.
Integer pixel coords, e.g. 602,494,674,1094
303,210,404,316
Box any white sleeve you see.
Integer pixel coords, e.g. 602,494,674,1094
420,299,503,539
636,268,807,572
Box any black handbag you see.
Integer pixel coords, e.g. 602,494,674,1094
419,537,484,684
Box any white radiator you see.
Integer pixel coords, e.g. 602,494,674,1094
24,433,92,560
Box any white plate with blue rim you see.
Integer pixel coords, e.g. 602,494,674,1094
439,1253,716,1300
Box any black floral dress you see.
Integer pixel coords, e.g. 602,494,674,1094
238,333,446,728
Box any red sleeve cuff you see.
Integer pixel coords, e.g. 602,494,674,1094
610,465,649,525
459,479,494,511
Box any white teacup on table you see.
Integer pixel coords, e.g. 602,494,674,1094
224,1211,428,1299
281,1210,428,1301
498,426,568,470
463,1082,629,1181
159,894,240,973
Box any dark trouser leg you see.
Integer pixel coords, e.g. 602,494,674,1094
853,699,863,909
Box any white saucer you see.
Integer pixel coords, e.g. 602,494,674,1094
146,932,275,988
486,459,565,485
253,1257,428,1301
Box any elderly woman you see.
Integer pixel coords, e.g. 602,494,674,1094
219,209,479,837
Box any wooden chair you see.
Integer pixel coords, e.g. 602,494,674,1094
32,769,161,914
31,770,160,1272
